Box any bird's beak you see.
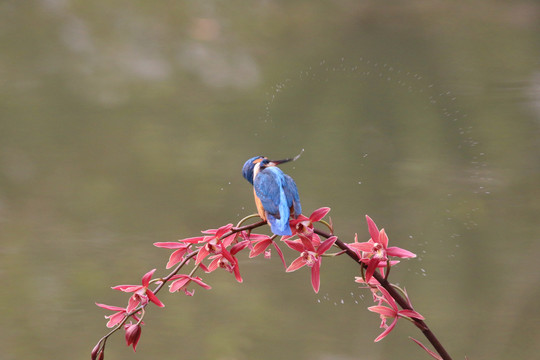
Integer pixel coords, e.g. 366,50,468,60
268,149,304,166
268,158,292,166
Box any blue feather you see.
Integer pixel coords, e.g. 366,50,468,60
243,156,302,236
254,167,299,235
283,174,302,217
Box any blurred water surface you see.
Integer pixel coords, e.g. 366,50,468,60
1,1,539,360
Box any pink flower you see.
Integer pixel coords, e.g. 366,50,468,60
168,274,212,296
112,269,164,312
153,241,190,269
348,215,416,282
206,240,249,283
285,234,337,293
368,285,424,342
124,322,142,351
193,224,236,265
95,303,129,328
289,207,331,236
248,233,287,268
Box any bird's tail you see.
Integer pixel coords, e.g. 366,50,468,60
267,213,292,236
267,189,292,236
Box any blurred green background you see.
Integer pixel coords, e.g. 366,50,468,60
1,1,539,359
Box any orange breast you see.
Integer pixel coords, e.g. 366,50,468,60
253,188,267,221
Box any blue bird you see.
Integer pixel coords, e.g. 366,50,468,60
242,155,302,236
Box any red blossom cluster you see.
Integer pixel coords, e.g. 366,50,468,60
92,209,450,360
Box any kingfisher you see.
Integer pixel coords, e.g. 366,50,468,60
242,155,302,236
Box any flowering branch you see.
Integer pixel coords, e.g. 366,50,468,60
92,209,455,360
92,220,266,359
314,227,452,360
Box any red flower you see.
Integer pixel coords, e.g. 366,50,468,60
289,207,331,236
193,224,236,265
153,241,190,269
112,269,164,312
206,240,249,283
285,234,337,293
124,322,142,351
168,274,212,296
368,285,424,342
348,215,416,282
95,303,129,328
248,233,287,268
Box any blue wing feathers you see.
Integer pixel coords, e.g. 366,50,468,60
283,174,301,218
253,170,281,215
253,167,301,236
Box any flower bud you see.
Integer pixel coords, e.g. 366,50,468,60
124,323,142,351
91,343,105,360
91,344,100,360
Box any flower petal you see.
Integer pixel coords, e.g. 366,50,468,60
221,233,238,247
153,242,186,249
309,207,331,222
249,239,272,258
348,241,375,253
206,257,220,272
146,290,164,307
169,276,190,292
96,303,125,311
112,285,142,293
311,260,321,293
365,215,380,243
220,246,236,264
215,223,234,239
127,296,140,313
248,233,272,241
166,248,188,269
317,236,337,255
376,285,398,310
230,240,250,255
190,276,212,290
284,239,305,253
106,311,127,328
195,246,210,265
373,318,397,342
364,258,380,283
379,228,389,248
141,269,156,287
298,234,316,252
387,246,416,258
286,257,307,272
272,241,287,269
179,236,206,244
409,337,443,360
398,309,425,320
368,305,397,317
232,263,243,283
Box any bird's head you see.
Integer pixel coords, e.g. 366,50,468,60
242,156,294,184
